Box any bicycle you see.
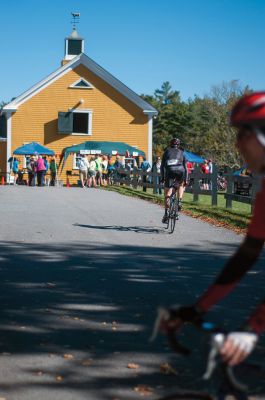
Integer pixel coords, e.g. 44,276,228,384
165,179,180,234
151,306,265,400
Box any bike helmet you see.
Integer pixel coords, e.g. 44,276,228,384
230,92,265,146
170,138,180,147
230,92,265,127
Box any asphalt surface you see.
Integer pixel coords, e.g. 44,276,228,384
0,185,264,400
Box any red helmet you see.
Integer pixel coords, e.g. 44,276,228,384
230,92,265,127
170,138,180,147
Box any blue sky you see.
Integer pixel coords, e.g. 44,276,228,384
1,0,265,103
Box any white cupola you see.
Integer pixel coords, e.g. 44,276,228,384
64,28,84,61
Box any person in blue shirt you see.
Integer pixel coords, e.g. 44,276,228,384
11,157,19,185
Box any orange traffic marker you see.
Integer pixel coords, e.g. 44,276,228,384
1,176,4,185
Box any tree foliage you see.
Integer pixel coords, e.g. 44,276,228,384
142,80,251,167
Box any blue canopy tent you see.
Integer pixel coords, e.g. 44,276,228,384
183,151,204,164
13,142,54,155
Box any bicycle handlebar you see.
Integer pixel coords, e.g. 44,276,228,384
151,306,248,393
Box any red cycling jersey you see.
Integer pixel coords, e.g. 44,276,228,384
197,177,265,334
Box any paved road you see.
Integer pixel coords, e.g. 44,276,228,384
0,186,264,399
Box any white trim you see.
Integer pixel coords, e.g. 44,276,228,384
64,38,84,60
3,57,81,110
73,153,81,170
143,110,158,115
64,54,77,61
69,78,94,89
3,54,158,114
147,115,153,165
0,138,7,142
6,111,12,175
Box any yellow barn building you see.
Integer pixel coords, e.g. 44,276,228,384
0,28,157,184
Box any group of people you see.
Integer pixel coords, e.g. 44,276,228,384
77,153,153,188
77,154,126,188
10,155,58,187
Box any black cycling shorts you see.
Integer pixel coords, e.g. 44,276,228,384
165,167,185,188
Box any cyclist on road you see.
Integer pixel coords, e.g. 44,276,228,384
161,138,187,223
160,92,265,366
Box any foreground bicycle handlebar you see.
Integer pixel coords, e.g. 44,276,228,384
151,306,249,395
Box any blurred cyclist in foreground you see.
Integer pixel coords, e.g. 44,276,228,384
159,92,265,366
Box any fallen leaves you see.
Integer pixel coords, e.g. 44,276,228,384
63,353,74,360
160,362,178,376
112,321,118,330
134,385,153,396
127,363,139,370
81,359,93,366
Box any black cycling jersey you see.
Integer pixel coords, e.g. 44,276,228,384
161,147,187,184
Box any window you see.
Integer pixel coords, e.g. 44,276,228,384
73,153,82,170
58,110,92,135
23,155,31,168
68,39,82,55
69,78,93,89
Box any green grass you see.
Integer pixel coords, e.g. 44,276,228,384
103,185,252,231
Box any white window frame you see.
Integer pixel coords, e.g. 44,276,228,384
23,155,31,168
73,153,82,170
70,109,93,136
65,38,84,60
69,78,94,89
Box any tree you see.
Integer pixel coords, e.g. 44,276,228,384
141,80,251,167
0,101,7,111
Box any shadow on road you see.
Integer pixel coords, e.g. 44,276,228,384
0,241,264,399
73,223,164,234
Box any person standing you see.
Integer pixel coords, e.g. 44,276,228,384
140,157,151,192
95,154,103,186
201,159,210,190
27,156,36,186
12,157,19,185
43,156,50,186
152,156,162,194
36,155,46,187
88,157,97,188
101,155,108,186
77,154,89,188
208,159,213,190
49,156,58,186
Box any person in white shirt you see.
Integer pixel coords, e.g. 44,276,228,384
78,154,90,188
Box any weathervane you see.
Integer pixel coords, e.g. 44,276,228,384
71,12,80,30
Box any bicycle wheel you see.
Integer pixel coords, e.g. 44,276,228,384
169,195,178,234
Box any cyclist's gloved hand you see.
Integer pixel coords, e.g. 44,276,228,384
220,332,258,366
